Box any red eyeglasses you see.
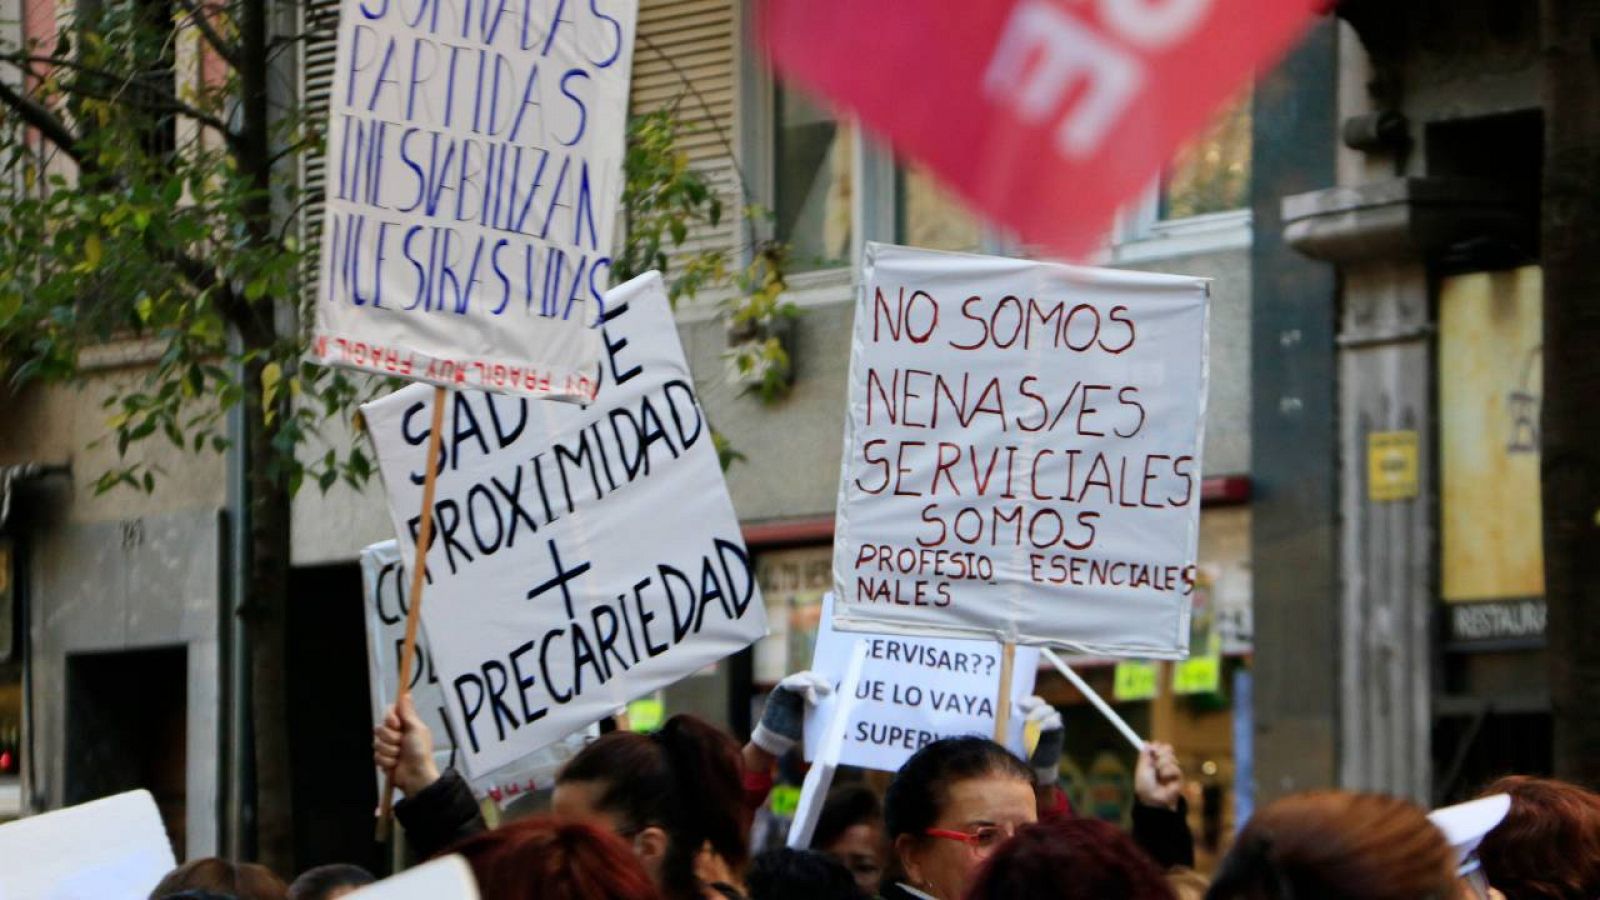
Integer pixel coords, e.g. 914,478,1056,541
924,825,1015,855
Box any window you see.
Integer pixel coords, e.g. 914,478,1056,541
897,163,983,254
1160,90,1252,220
773,84,854,271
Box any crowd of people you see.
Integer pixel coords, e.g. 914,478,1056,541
142,674,1600,900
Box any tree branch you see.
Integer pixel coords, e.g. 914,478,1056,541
0,78,84,163
0,55,243,148
173,0,243,71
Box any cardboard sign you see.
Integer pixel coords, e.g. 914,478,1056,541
362,272,767,776
804,594,1039,772
308,0,638,399
0,790,174,899
832,243,1208,658
360,541,593,805
758,0,1315,259
348,855,478,900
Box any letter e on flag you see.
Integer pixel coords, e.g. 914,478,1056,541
756,0,1320,258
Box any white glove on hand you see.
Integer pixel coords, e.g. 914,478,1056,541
750,670,834,757
1017,695,1065,786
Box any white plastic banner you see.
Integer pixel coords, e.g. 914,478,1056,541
0,790,174,899
804,593,1038,772
833,243,1209,658
360,542,592,805
308,0,638,400
348,855,478,900
362,273,767,776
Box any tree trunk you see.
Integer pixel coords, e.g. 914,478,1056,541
1540,0,1600,786
241,353,296,873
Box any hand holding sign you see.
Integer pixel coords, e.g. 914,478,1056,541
374,694,440,796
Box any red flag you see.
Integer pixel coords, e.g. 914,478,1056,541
757,0,1320,258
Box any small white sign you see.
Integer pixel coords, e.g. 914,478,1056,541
833,243,1210,658
362,273,768,777
804,593,1039,772
0,790,175,899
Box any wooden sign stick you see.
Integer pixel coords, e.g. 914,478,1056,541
993,642,1017,742
377,385,449,841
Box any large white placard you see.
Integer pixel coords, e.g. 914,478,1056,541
348,855,478,900
308,0,638,400
0,790,174,899
833,243,1209,658
362,272,767,776
360,541,592,805
804,594,1038,772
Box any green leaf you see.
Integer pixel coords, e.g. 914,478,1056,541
0,292,20,327
82,234,102,270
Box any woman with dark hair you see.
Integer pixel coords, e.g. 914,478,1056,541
879,735,1039,900
449,815,662,900
962,816,1176,900
552,715,749,899
149,858,288,900
1475,775,1600,900
377,695,749,899
1204,791,1457,900
812,785,888,896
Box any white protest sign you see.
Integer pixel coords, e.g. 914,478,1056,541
360,541,592,805
833,242,1209,658
0,790,174,899
308,0,638,400
348,855,478,900
362,272,768,776
786,642,866,851
803,593,1038,772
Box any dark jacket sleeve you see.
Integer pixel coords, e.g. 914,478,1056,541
394,768,488,859
1131,797,1194,870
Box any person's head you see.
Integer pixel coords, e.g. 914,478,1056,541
746,848,865,900
963,816,1176,900
883,736,1037,900
450,815,660,899
1475,776,1600,900
286,864,375,900
1206,792,1456,900
150,858,288,900
552,714,746,899
813,784,887,896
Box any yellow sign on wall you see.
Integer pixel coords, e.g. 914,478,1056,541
1439,267,1545,603
1113,661,1159,702
1368,431,1420,502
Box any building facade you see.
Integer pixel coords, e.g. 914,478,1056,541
1,0,1293,870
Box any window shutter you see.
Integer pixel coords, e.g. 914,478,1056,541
630,0,740,269
297,0,339,307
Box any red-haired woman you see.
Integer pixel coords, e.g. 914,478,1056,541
1477,776,1600,900
1205,791,1457,900
962,816,1176,900
450,815,662,900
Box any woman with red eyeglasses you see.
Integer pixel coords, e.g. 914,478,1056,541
879,736,1041,900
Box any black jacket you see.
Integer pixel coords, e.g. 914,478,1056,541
1131,797,1195,870
394,768,488,859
